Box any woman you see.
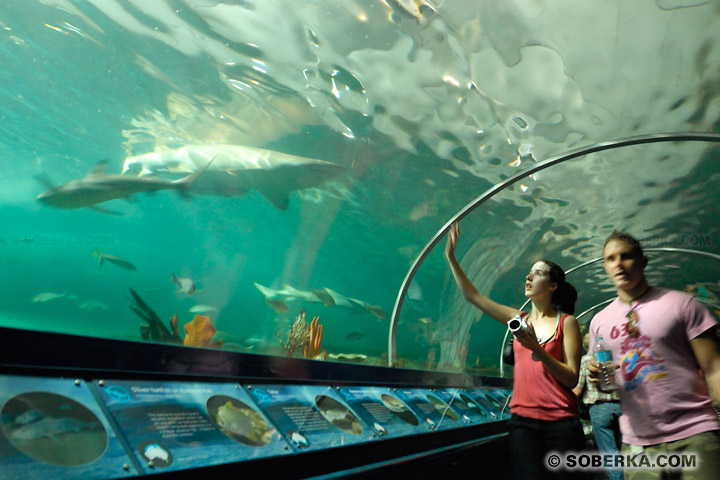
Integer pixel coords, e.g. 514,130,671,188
445,222,585,480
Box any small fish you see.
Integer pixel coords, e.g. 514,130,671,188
240,337,266,350
418,317,432,324
266,297,289,314
312,288,336,306
93,248,137,271
171,273,195,295
31,292,66,303
364,304,387,320
78,299,109,311
407,281,423,301
697,285,711,298
408,200,437,222
189,304,218,314
346,332,365,341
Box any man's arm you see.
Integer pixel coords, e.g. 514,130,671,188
690,329,720,402
572,355,588,397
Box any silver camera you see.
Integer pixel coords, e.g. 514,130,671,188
507,315,528,333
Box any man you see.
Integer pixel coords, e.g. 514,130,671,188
573,333,623,480
588,231,720,479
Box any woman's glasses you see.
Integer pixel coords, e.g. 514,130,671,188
625,309,640,337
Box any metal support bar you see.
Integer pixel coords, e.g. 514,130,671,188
389,132,720,367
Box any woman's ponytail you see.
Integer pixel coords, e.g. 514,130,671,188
541,259,577,315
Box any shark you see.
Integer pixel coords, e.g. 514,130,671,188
36,158,214,212
9,416,94,441
31,292,67,303
253,282,387,320
121,144,345,210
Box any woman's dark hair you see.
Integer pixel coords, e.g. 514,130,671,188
540,259,577,315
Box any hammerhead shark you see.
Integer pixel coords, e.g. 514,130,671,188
121,144,345,210
36,158,214,213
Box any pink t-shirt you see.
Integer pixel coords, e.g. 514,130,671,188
590,288,719,445
510,313,580,420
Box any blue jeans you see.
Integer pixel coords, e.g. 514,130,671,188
589,401,623,480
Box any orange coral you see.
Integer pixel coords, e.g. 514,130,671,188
183,315,222,348
303,316,324,359
169,314,180,338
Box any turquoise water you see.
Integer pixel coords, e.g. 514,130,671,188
2,1,720,375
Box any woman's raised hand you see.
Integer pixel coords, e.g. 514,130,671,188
445,222,460,259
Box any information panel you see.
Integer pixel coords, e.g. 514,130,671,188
246,385,376,452
486,388,512,419
464,388,511,420
393,388,463,431
0,375,137,480
96,380,291,474
433,388,485,425
335,386,425,438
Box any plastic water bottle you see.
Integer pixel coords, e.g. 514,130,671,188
594,335,618,391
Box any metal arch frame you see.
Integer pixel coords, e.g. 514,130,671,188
388,132,720,367
498,247,720,376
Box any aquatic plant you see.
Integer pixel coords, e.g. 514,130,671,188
128,288,182,344
275,309,325,359
129,289,223,348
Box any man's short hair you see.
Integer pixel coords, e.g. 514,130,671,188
604,230,644,258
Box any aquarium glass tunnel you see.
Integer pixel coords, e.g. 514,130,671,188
1,1,719,478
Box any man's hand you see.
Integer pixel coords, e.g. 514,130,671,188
587,357,619,387
587,357,602,385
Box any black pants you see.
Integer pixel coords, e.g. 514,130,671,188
508,414,587,480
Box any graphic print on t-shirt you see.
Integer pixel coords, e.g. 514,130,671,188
619,334,667,391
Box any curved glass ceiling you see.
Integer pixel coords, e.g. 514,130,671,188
392,138,720,374
0,1,718,376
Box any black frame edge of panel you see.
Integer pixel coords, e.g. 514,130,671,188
147,423,510,479
0,327,512,389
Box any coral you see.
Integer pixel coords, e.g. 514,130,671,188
183,315,222,348
130,289,222,349
169,313,180,338
275,309,325,359
303,315,323,359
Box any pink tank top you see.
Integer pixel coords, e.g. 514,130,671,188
509,313,580,420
